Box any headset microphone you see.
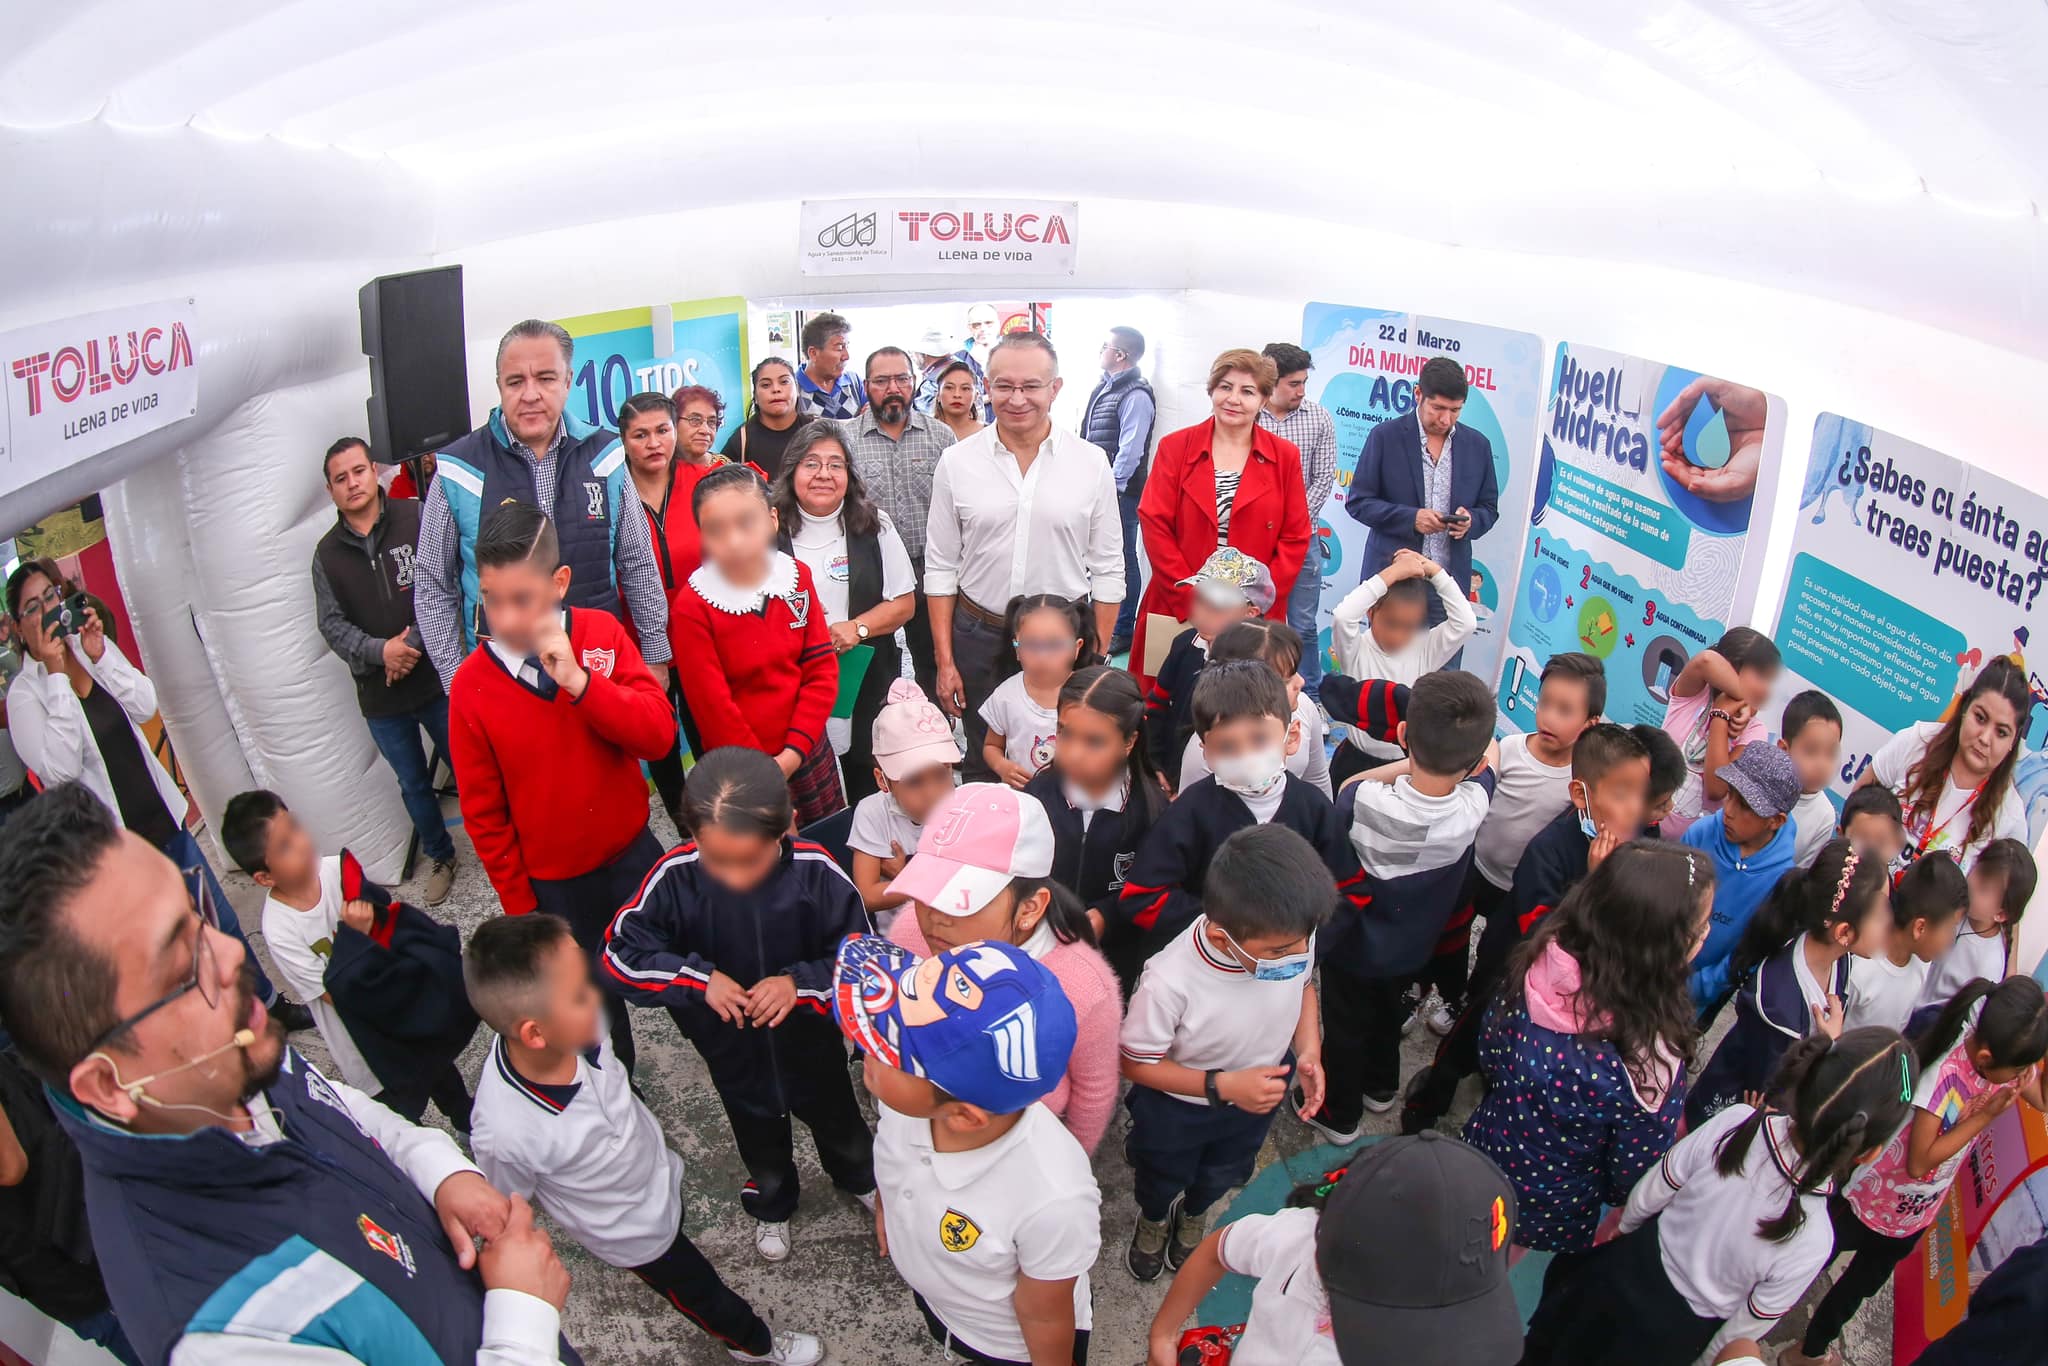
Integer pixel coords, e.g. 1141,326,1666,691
89,1028,259,1123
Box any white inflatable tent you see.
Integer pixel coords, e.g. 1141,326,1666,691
4,0,2047,880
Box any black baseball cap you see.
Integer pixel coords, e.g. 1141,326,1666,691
1317,1131,1522,1366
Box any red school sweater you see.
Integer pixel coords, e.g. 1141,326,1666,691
670,551,838,760
448,607,676,914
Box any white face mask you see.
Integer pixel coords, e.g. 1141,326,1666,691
1213,745,1287,798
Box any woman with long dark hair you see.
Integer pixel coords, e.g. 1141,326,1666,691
769,424,916,803
1465,839,1711,1255
1858,657,2032,870
721,357,809,481
931,359,985,442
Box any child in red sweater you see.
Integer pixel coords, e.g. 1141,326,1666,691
449,501,676,1075
670,464,844,826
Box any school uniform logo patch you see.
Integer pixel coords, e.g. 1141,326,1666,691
583,482,605,520
580,646,616,678
1109,851,1134,889
938,1209,981,1252
784,589,811,629
357,1214,417,1277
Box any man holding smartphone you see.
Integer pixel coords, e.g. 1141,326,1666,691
1346,357,1500,660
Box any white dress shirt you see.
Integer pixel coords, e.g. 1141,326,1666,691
923,423,1125,609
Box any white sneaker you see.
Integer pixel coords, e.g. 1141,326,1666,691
754,1220,791,1262
1423,999,1458,1037
854,1188,877,1213
1400,1006,1428,1039
729,1330,824,1365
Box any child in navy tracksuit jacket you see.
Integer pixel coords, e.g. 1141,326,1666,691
1116,662,1332,976
602,747,875,1259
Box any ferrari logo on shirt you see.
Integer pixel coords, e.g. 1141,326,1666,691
580,647,616,678
938,1209,981,1252
358,1214,417,1277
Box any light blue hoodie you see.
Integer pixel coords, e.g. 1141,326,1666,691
1683,809,1799,1013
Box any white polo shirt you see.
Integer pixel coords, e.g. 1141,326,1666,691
1217,1207,1339,1366
1120,917,1311,1106
470,1031,684,1269
1844,951,1929,1033
874,1100,1099,1360
1472,732,1573,889
1619,1104,1833,1342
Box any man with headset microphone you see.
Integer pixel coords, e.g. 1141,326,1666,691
0,782,580,1365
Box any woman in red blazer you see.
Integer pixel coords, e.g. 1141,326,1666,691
1131,348,1310,687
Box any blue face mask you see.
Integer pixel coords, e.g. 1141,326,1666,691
1572,781,1598,839
1220,924,1313,982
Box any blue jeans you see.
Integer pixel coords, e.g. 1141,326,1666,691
1114,486,1142,644
364,698,455,863
164,826,277,1005
1287,551,1324,699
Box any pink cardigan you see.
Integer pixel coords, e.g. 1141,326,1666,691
887,912,1124,1154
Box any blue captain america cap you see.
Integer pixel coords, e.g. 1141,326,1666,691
831,934,1077,1114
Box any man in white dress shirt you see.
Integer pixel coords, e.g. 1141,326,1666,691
924,334,1125,779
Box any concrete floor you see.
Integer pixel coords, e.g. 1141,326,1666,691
220,796,1894,1366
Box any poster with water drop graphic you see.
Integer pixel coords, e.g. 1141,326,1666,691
1299,303,1544,713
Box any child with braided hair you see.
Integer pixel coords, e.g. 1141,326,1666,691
1684,838,1893,1127
1521,1026,1919,1366
1783,975,2048,1366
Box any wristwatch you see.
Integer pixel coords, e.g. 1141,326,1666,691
854,620,871,640
1204,1068,1231,1109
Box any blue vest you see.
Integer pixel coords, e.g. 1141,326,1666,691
1080,368,1156,494
52,1048,580,1365
435,410,627,649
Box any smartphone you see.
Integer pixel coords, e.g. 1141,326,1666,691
1445,509,1471,527
41,592,91,639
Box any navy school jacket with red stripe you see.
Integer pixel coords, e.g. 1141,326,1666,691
1113,773,1335,966
1142,627,1208,781
599,837,871,1111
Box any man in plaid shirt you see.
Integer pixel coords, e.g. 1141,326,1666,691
1259,342,1338,700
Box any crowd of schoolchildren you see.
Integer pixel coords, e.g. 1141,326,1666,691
6,445,2045,1366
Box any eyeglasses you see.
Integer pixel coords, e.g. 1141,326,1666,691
868,374,915,390
14,583,62,620
84,867,221,1052
797,458,848,476
989,381,1051,399
678,413,722,430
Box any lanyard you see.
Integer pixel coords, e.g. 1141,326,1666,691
1916,777,1988,856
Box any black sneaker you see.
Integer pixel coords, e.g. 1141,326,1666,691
270,997,316,1034
1126,1195,1178,1282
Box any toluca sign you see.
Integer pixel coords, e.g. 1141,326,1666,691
799,199,1079,276
1,299,200,502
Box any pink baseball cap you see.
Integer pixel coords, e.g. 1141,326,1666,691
872,679,964,781
887,783,1056,915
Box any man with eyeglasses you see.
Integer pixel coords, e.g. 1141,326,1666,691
1077,327,1156,658
0,783,580,1365
414,318,672,696
924,333,1126,778
835,346,958,698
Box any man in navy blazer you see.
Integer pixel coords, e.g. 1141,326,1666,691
1345,357,1499,629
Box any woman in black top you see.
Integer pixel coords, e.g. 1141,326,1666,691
721,357,811,481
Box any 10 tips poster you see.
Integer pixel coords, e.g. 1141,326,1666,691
1498,341,1787,732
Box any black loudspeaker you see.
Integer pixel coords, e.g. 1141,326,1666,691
359,265,471,462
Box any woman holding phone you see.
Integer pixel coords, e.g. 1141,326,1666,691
2,558,308,1028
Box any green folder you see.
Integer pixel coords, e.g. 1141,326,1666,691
832,644,875,719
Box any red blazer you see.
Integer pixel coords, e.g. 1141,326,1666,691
1132,420,1310,683
629,456,769,662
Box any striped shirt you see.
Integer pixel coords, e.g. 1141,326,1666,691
414,420,672,691
1214,469,1242,545
1258,399,1338,516
1417,413,1456,566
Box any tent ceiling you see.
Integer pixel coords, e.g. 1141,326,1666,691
4,0,2044,352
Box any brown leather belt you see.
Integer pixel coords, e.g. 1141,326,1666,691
956,593,1009,629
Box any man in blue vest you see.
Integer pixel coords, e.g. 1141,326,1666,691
0,783,577,1365
413,319,671,694
1077,327,1155,657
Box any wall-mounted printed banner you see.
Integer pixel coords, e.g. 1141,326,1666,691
1299,304,1545,701
799,198,1078,277
0,298,199,505
553,298,748,449
1499,343,1786,732
1769,415,2048,844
